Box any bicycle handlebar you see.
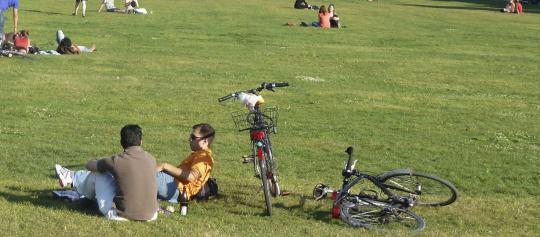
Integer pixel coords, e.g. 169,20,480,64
345,147,354,170
217,82,289,102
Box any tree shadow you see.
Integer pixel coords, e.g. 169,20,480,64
398,3,500,12
20,9,63,15
398,0,540,14
0,185,100,216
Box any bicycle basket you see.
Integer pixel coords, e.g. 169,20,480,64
231,107,278,132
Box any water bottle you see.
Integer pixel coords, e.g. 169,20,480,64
180,188,188,216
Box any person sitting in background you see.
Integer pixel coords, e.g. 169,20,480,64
501,0,515,12
124,0,138,13
13,29,29,53
515,0,524,14
1,29,29,52
311,5,330,28
98,0,121,12
294,0,313,9
328,4,340,28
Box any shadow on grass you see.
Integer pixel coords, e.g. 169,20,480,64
0,185,100,216
273,191,334,222
398,2,540,14
398,3,499,12
20,9,63,15
218,183,338,221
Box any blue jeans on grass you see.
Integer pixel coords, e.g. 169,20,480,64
156,171,180,203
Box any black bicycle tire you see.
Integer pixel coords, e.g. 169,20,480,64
259,160,273,216
340,199,425,232
379,170,458,206
264,138,280,197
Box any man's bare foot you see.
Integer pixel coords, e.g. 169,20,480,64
89,44,96,52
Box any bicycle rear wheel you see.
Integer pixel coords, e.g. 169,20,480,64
379,170,458,206
340,199,425,232
259,159,273,216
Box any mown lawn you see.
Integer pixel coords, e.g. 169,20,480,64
1,0,539,236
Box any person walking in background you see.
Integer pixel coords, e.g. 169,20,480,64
72,0,87,17
0,0,19,45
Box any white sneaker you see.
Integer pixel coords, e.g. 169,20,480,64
55,164,73,188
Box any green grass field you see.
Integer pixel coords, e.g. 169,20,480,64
1,0,539,235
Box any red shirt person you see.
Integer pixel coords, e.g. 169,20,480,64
318,5,331,28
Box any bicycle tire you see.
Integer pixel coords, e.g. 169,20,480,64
264,138,281,197
379,169,458,206
259,159,273,216
340,199,425,232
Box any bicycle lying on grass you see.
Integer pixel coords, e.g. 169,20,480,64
313,147,458,231
218,82,289,216
1,49,35,59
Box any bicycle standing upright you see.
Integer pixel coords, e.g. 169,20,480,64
218,82,289,216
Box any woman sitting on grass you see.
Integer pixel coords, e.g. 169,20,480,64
328,4,340,28
313,5,330,28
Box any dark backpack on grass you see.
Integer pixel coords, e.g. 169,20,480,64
192,178,218,200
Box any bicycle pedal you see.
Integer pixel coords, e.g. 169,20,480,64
242,157,255,163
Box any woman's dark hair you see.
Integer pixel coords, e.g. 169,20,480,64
193,123,215,145
120,124,142,148
319,5,327,13
328,4,335,13
57,37,79,54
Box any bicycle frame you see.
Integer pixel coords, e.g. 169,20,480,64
328,148,419,218
249,103,279,194
218,82,289,215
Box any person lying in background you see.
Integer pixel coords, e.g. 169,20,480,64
55,29,95,54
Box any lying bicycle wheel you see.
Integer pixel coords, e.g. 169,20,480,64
379,170,458,206
339,198,425,232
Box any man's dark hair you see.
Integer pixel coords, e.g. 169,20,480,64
193,123,215,146
120,124,142,148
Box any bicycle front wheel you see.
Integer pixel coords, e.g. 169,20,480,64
340,199,425,232
264,139,281,197
340,199,425,231
259,159,273,216
380,170,458,206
